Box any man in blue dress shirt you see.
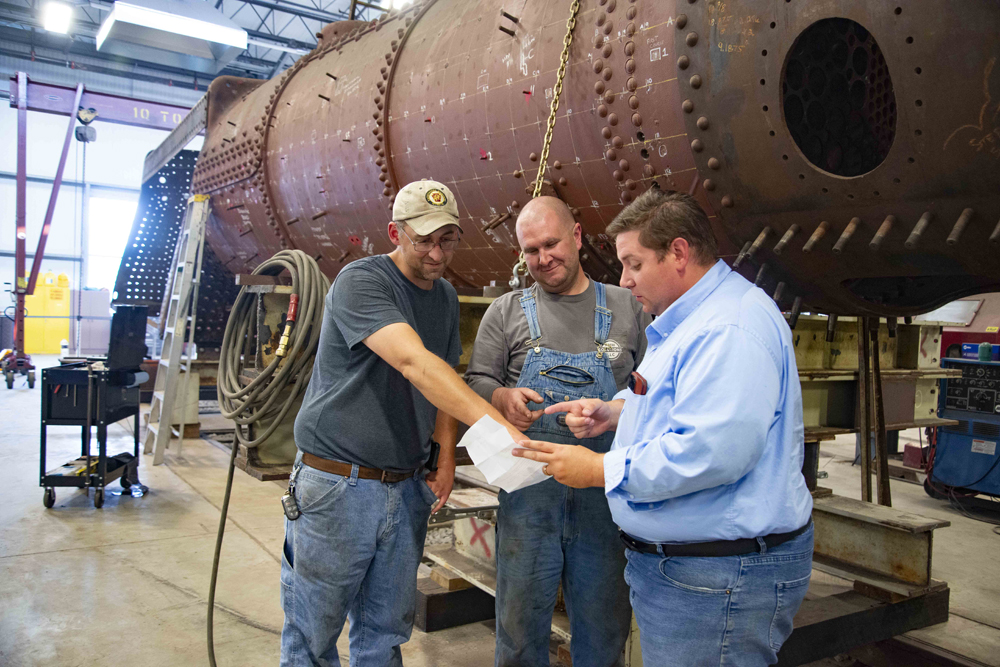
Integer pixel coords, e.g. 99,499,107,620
513,188,814,666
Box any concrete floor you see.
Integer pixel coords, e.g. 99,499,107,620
0,357,499,667
1,356,998,665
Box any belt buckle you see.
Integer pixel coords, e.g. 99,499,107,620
380,470,390,484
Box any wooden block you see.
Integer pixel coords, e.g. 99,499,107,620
430,566,473,591
556,642,572,666
414,577,495,633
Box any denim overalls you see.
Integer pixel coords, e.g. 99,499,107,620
494,281,632,667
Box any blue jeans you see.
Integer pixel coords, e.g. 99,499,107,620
624,525,814,667
495,479,631,667
279,461,437,667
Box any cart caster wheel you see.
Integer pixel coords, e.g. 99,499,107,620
27,371,34,389
43,488,55,508
924,478,948,500
4,372,12,389
94,488,104,508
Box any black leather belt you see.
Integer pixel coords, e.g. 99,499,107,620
620,521,812,558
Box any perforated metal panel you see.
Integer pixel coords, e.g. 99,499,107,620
113,150,238,348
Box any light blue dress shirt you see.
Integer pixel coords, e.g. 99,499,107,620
603,260,813,543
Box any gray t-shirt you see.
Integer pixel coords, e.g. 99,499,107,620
465,279,651,399
294,255,461,472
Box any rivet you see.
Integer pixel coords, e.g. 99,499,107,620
595,81,606,95
558,177,568,186
676,14,687,29
597,13,606,26
708,157,720,170
677,55,690,70
512,200,520,208
690,75,702,89
614,169,624,181
631,113,642,126
603,22,613,35
682,100,694,113
612,136,624,148
624,41,635,57
606,149,618,161
721,195,734,207
514,169,523,178
529,152,539,162
554,161,562,169
623,192,633,202
626,22,636,36
609,113,619,126
594,59,604,74
604,91,616,104
643,164,654,177
628,95,639,109
691,139,704,152
625,59,636,73
603,67,613,81
697,116,710,130
703,179,715,191
626,6,637,19
594,35,605,49
383,187,391,196
626,77,638,92
619,159,630,171
602,127,613,139
598,105,609,118
607,0,617,11
603,44,613,58
626,179,637,190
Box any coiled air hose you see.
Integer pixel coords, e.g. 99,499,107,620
208,249,329,667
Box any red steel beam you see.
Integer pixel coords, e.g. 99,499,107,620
14,72,28,360
27,83,84,296
8,76,192,132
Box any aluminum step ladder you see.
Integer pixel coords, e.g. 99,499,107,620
143,194,209,465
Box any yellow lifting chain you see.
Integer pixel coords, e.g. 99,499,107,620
509,0,581,288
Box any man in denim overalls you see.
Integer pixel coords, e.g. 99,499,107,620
466,197,650,667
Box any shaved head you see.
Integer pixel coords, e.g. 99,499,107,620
516,196,576,235
514,196,588,295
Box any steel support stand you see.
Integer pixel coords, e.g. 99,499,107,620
870,321,892,506
857,316,873,502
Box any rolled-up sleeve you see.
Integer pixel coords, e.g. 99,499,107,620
606,325,781,504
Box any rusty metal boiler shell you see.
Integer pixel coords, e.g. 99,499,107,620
192,0,1000,317
194,0,706,290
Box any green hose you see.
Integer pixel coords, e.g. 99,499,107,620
208,249,328,667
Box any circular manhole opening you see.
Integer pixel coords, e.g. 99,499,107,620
782,18,896,177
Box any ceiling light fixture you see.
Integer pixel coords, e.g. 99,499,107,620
42,1,73,34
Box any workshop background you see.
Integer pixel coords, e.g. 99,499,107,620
2,1,1000,666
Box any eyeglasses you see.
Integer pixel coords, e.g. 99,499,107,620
399,226,461,253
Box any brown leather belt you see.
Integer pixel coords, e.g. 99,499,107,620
301,452,416,484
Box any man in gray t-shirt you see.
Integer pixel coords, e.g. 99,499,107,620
465,197,650,667
281,180,522,667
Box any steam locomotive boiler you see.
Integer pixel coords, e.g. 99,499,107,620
184,0,1000,318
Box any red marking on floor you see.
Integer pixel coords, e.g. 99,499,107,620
469,517,492,559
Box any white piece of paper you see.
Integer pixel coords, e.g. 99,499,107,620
459,416,549,493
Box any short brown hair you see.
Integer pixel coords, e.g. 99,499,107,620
606,188,718,265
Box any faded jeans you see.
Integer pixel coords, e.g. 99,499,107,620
624,524,814,666
279,460,437,667
495,478,631,667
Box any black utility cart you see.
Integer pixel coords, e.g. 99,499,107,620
40,306,150,508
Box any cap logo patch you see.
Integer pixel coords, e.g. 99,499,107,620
425,189,448,207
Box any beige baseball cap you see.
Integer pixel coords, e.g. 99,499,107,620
392,180,461,236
